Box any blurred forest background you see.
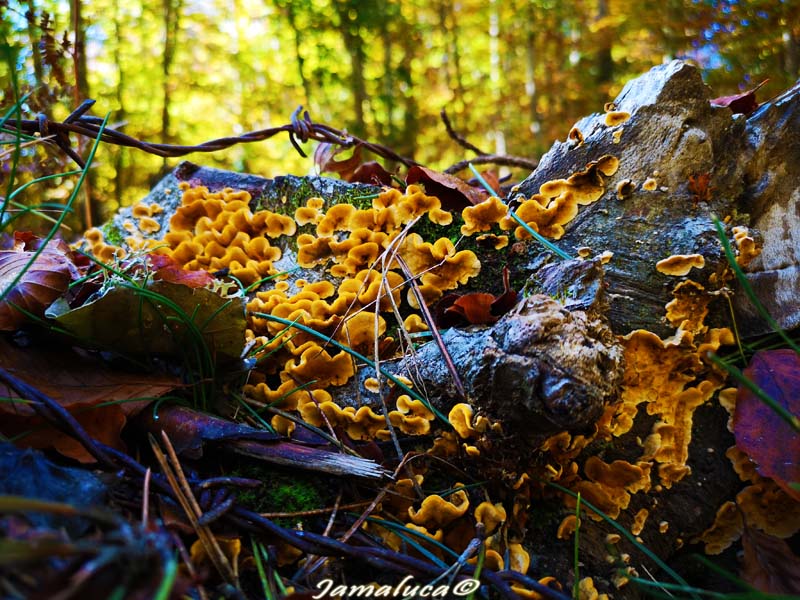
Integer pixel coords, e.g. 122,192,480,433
1,0,798,229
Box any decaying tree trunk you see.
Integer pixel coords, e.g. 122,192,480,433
510,60,800,337
100,60,800,597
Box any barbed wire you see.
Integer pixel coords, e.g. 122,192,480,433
2,99,538,174
2,101,420,169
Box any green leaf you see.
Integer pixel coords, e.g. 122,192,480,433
48,280,246,362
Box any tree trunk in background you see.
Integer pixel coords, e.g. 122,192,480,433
112,3,127,210
70,0,89,103
69,0,96,228
25,0,44,91
524,2,542,146
332,0,367,137
377,15,394,144
438,0,464,112
161,0,182,161
398,28,418,160
284,2,311,107
595,0,614,86
489,0,504,155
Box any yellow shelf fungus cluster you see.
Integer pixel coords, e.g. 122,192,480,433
367,471,532,584
88,182,581,444
537,245,739,544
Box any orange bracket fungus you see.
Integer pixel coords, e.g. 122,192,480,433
732,225,760,267
408,486,470,530
499,155,619,241
614,179,635,200
604,111,631,127
475,501,507,536
556,514,578,540
568,127,585,145
460,196,508,235
656,253,705,276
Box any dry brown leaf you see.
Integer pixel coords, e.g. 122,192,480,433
0,241,81,330
711,79,769,116
406,166,489,210
741,526,800,594
0,337,180,462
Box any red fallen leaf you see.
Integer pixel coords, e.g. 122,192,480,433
438,266,519,327
0,337,179,463
406,165,489,211
711,79,768,116
12,231,38,248
734,349,800,501
314,142,364,181
0,240,82,330
688,172,715,204
741,526,800,594
147,253,214,288
473,169,502,196
350,161,394,186
492,265,519,315
446,292,497,325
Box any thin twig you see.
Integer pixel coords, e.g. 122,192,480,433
396,255,467,400
296,455,413,581
260,500,371,519
440,109,487,155
150,432,238,586
445,154,539,175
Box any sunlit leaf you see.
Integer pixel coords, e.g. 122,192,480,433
314,142,364,180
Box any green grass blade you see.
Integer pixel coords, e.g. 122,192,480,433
362,515,459,564
250,537,274,600
152,551,178,600
689,554,756,592
7,170,83,203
